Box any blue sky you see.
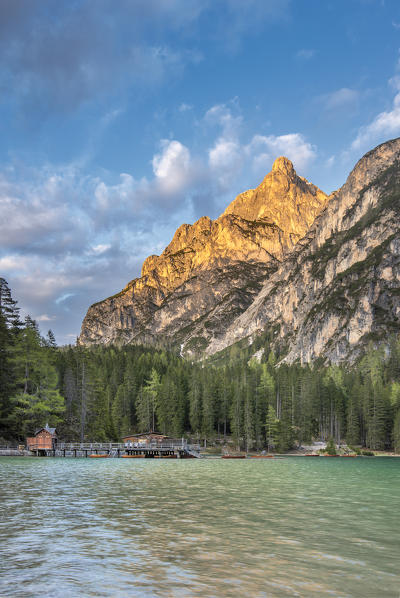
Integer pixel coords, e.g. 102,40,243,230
2,0,400,344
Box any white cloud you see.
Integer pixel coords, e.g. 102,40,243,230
0,167,90,255
325,156,335,168
204,102,244,189
322,88,359,111
91,244,111,255
36,314,56,322
55,293,76,305
0,255,29,272
204,102,242,139
246,133,316,173
204,104,316,180
209,139,240,170
208,139,242,189
351,92,400,151
179,103,193,112
94,173,137,211
153,140,190,179
295,49,315,60
100,108,123,127
214,0,291,51
152,139,195,197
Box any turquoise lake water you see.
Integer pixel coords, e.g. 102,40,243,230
0,457,399,597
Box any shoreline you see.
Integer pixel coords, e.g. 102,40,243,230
1,451,399,459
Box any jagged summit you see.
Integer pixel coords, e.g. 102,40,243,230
79,158,329,347
271,156,295,175
223,156,327,232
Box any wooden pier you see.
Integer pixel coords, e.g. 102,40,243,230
28,440,201,459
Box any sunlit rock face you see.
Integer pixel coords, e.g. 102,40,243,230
206,138,400,363
78,158,328,351
79,138,400,363
223,156,327,242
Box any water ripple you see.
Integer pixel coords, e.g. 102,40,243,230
0,457,399,597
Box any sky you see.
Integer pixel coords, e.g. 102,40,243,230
2,0,400,345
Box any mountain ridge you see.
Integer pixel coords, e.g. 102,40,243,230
79,157,328,348
206,137,400,362
79,138,400,364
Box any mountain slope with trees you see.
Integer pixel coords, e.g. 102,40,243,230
1,278,400,452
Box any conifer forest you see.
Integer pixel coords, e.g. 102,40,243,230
1,277,400,452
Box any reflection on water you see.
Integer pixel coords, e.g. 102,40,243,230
1,457,399,597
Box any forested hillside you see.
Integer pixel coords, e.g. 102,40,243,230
1,278,400,452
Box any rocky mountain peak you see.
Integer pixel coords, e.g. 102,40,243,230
271,155,295,176
223,157,327,235
79,157,329,348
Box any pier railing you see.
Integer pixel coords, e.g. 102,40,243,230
57,441,201,451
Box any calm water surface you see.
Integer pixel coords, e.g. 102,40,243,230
0,457,399,597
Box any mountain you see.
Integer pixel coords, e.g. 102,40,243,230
79,157,328,350
207,138,400,363
79,137,400,364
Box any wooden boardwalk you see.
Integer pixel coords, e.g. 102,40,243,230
29,441,201,459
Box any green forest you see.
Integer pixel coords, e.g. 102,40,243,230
1,277,400,452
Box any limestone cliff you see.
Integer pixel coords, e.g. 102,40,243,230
79,158,328,348
206,138,400,363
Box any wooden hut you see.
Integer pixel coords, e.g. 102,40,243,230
122,432,169,447
26,423,58,453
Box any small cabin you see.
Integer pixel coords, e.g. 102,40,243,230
122,432,170,447
26,424,58,452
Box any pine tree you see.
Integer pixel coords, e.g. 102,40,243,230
112,382,131,438
265,405,279,452
0,312,14,436
136,387,152,432
0,278,22,330
144,368,161,431
46,329,57,348
202,375,215,441
189,370,202,438
346,375,362,446
393,411,400,454
0,279,21,436
230,371,244,451
256,363,275,448
156,375,177,435
360,347,389,449
9,345,65,439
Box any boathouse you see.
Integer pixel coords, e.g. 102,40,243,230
26,423,58,453
122,432,169,447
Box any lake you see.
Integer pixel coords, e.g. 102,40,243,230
0,457,399,597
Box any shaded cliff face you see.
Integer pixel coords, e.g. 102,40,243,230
79,158,328,348
206,138,400,363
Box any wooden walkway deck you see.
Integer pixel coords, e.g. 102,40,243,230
29,441,201,459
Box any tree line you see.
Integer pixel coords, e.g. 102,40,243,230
1,277,400,452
